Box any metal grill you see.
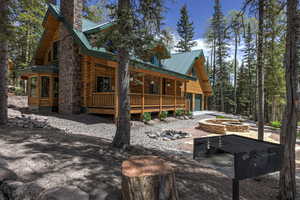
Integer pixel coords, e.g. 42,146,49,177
193,135,283,200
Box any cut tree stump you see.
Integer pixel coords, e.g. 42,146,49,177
121,156,179,200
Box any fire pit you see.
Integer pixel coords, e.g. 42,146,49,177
197,119,250,134
193,135,283,200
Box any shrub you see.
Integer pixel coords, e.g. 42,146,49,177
159,111,168,121
14,87,25,96
298,122,300,126
186,111,193,117
142,112,151,122
175,109,184,117
270,121,281,129
216,115,231,119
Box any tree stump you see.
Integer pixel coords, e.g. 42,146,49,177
121,156,179,200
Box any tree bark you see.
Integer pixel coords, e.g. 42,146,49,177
122,156,179,200
0,0,9,126
112,48,131,149
234,34,238,114
279,1,299,199
257,0,265,141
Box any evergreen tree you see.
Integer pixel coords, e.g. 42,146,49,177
212,0,229,112
0,0,12,125
176,4,197,52
96,0,164,149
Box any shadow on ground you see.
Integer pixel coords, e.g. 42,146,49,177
0,127,279,200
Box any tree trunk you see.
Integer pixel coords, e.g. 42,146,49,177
234,34,238,114
122,156,179,200
257,0,265,141
112,48,131,149
279,1,299,199
0,0,9,126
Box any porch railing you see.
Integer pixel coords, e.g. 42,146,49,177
91,92,186,109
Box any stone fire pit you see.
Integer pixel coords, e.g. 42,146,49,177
197,119,250,134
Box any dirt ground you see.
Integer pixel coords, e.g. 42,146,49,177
0,127,283,200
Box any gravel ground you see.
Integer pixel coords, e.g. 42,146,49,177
43,113,214,152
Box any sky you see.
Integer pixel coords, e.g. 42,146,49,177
164,0,245,38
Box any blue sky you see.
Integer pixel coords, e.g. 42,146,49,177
164,0,245,38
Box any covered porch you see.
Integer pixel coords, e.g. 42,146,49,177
86,63,189,116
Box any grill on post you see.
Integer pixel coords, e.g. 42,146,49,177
193,135,283,200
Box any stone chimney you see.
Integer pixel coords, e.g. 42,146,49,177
60,0,82,31
58,0,83,114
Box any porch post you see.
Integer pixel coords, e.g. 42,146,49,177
160,77,162,112
174,80,177,114
114,67,119,122
184,81,187,112
37,75,41,107
141,74,145,119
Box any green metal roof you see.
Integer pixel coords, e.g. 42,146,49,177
19,65,59,75
161,50,204,75
46,4,196,81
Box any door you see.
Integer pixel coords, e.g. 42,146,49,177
187,93,193,111
195,94,202,111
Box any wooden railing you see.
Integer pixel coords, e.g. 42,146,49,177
92,92,115,107
91,92,186,109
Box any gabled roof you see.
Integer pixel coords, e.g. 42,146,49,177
161,50,204,75
43,4,196,81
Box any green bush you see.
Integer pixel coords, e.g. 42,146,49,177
175,109,184,117
298,122,300,126
186,111,193,117
14,87,25,96
142,112,151,122
216,115,231,119
270,121,281,129
159,111,168,121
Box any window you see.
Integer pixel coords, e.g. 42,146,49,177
96,76,112,92
41,76,50,98
149,81,159,94
151,56,160,66
191,67,196,77
30,77,37,97
48,51,52,62
53,41,59,60
53,77,59,98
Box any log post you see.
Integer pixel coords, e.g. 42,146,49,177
121,156,179,200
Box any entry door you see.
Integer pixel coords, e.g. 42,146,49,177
187,93,193,111
195,94,202,111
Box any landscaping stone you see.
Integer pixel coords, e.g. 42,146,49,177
89,186,109,200
37,186,89,200
0,181,43,200
146,129,192,140
0,168,17,182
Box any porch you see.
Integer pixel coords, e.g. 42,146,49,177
85,63,189,115
88,92,187,115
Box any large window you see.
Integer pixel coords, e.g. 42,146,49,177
53,41,59,60
41,76,50,98
30,77,37,97
53,77,59,98
96,76,112,92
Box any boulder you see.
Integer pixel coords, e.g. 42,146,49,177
37,186,89,200
0,168,17,182
1,181,43,200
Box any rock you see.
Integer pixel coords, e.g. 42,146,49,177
184,116,189,120
0,168,17,182
90,186,109,200
37,186,89,200
1,181,43,200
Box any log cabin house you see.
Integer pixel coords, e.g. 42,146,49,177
20,1,212,119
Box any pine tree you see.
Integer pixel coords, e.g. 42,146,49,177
0,0,11,125
279,0,299,198
96,0,164,149
176,4,197,52
212,0,229,112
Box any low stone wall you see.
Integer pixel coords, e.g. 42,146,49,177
197,119,249,134
198,120,226,134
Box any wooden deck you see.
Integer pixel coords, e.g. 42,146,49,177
88,92,187,114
